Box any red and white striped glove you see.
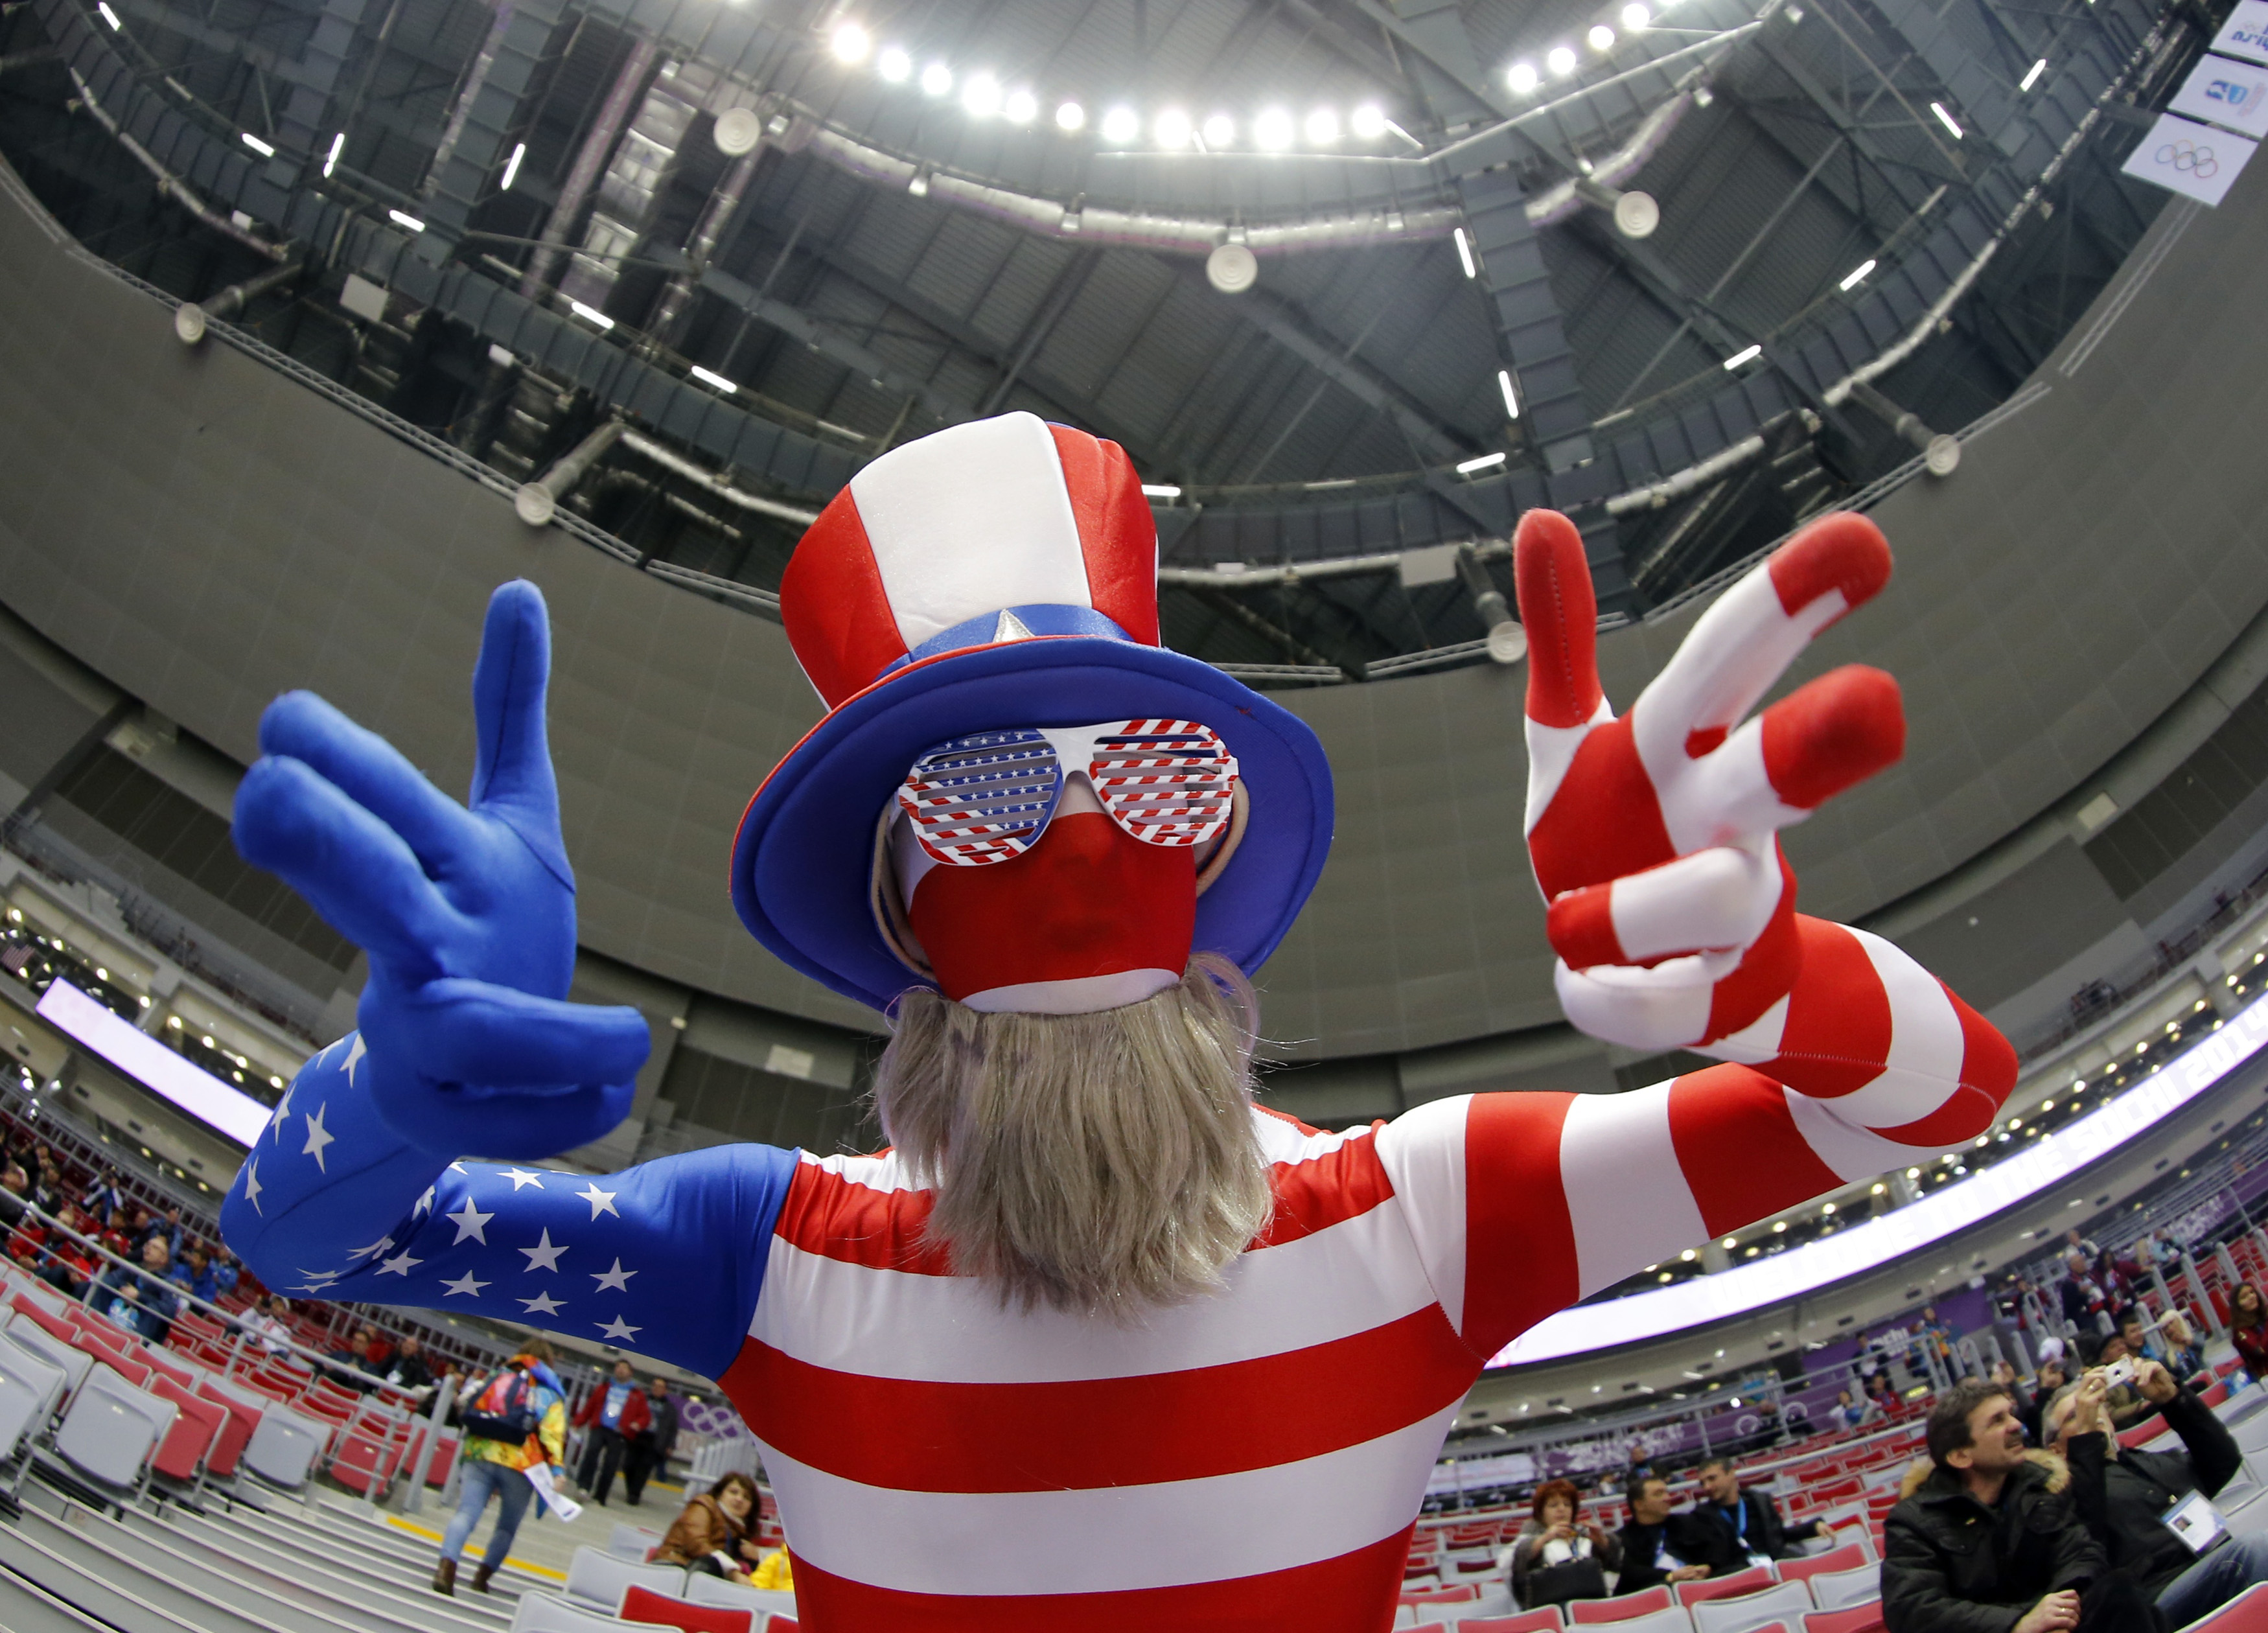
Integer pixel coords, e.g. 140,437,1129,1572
1517,509,2013,1144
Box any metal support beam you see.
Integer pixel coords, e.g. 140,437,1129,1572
419,0,569,244
978,250,1098,415
521,34,656,297
515,418,621,526
1845,378,1960,474
1457,167,1593,471
172,257,301,343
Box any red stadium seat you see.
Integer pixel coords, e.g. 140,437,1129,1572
146,1374,223,1482
616,1585,754,1633
1572,1587,1673,1622
2119,1415,2169,1448
1780,1544,1869,1584
1679,1565,1776,1606
1455,1611,1567,1632
1403,1583,1481,1604
2175,1583,2268,1629
1803,1607,1886,1633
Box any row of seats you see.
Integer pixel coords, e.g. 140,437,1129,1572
503,1545,802,1632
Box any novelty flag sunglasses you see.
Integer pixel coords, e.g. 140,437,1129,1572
897,721,1241,866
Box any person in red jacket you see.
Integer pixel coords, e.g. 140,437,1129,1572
572,1358,651,1506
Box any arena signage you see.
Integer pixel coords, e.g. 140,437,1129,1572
1488,990,2268,1368
35,979,273,1147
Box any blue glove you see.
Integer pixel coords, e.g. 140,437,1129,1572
232,580,651,1159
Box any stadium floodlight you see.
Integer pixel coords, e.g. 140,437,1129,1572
388,208,426,233
1623,3,1651,28
962,73,1002,118
1003,88,1037,124
1547,45,1578,76
877,46,911,82
920,61,953,97
240,132,275,157
1722,342,1762,369
1839,258,1877,291
1453,226,1477,278
1100,106,1140,144
1455,451,1507,474
1154,108,1192,148
2021,58,2048,91
829,21,870,64
1056,100,1086,131
1588,24,1615,49
1498,369,1520,419
1930,100,1963,138
1507,61,1539,94
1349,104,1385,139
1201,113,1235,148
1254,108,1294,150
499,140,524,189
1304,108,1340,144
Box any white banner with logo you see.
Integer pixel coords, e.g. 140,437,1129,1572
2120,111,2259,207
2214,0,2268,66
2172,55,2268,139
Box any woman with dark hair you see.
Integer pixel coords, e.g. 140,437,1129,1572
1506,1479,1621,1610
2231,1282,2268,1380
655,1472,761,1580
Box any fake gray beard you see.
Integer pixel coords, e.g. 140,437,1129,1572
872,955,1274,1317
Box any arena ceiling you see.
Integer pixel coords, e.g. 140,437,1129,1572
0,0,2200,678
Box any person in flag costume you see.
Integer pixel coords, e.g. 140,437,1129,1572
221,411,2014,1631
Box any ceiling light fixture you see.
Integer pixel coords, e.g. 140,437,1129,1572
1498,369,1520,419
1588,24,1616,49
828,21,870,64
1003,88,1037,124
1930,100,1963,138
1349,104,1385,139
906,167,931,196
1155,108,1192,148
2021,58,2048,91
1056,100,1085,131
95,0,119,26
1140,483,1183,499
1101,106,1140,144
1839,257,1877,290
920,61,953,97
876,46,910,82
962,73,1002,118
499,139,524,189
323,131,345,178
240,132,275,157
568,299,613,329
1201,113,1235,148
1722,342,1762,369
1254,108,1294,150
1623,3,1651,27
1305,107,1341,144
1507,61,1539,93
1453,226,1477,277
1455,450,1507,474
690,365,737,394
1548,45,1578,76
388,208,426,233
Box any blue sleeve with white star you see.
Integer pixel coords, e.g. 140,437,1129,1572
219,1033,800,1380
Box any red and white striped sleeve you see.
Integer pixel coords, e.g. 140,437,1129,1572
1376,913,2015,1363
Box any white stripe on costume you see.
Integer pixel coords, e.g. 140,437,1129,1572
1374,1095,1470,1334
748,1190,1439,1385
757,1405,1459,1597
1785,1087,1942,1182
847,410,1092,651
1829,926,1969,1129
1522,698,1612,835
1558,1087,1707,1297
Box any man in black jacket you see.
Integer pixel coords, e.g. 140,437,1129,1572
1616,1474,1749,1591
2054,1361,2268,1625
1883,1379,2160,1633
1695,1456,1820,1564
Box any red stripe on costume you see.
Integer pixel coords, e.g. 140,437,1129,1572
1667,1065,1845,1237
1515,509,1604,730
1047,423,1161,647
1758,916,1894,1098
1463,1093,1582,1360
779,493,907,706
773,1161,951,1276
787,1525,1413,1633
1527,719,1678,899
718,1304,1474,1494
1254,1130,1395,1248
1871,982,2013,1145
1545,884,1625,969
1759,666,1904,812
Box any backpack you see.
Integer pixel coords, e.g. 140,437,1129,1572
461,1367,541,1444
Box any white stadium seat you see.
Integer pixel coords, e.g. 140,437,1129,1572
562,1544,688,1609
1807,1562,1882,1610
1691,1579,1816,1633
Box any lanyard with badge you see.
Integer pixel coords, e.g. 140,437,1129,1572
2163,1489,2226,1554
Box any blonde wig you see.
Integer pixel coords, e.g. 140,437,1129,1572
872,954,1275,1316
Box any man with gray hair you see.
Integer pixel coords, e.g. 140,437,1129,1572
2048,1361,2268,1625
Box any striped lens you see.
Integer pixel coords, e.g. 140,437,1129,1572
1088,721,1238,847
897,720,1239,866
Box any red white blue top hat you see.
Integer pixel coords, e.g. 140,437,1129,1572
731,411,1334,1013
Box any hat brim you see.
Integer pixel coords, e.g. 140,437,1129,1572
732,638,1335,1013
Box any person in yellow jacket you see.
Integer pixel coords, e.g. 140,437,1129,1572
750,1545,793,1593
433,1339,569,1596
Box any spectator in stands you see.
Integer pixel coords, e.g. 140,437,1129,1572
239,1293,295,1355
1617,1474,1745,1590
78,1170,121,1226
1696,1456,1819,1565
2157,1312,2204,1383
167,1243,218,1307
2079,1334,2152,1428
573,1356,651,1506
33,1203,97,1299
622,1376,678,1507
654,1471,762,1580
1833,1388,1872,1431
0,1163,29,1230
211,1248,240,1299
325,1321,386,1391
1921,1305,1958,1372
95,1233,180,1343
2052,1362,2267,1626
2023,1356,2071,1446
384,1333,434,1391
30,1162,60,1215
2061,1253,2104,1330
2229,1283,2268,1380
750,1545,793,1593
1882,1379,2156,1633
434,1339,567,1597
1507,1479,1619,1610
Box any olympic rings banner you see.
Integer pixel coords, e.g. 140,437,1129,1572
2122,111,2260,207
1487,989,2268,1369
